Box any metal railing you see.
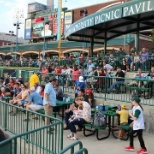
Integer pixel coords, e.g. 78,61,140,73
0,101,63,154
59,141,88,154
37,73,154,106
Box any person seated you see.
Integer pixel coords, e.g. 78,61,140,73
0,87,12,100
13,82,22,97
40,85,45,98
24,87,44,120
128,68,144,87
103,61,113,74
67,97,91,140
8,78,16,91
34,82,41,94
69,104,83,122
74,76,86,97
9,84,29,110
95,68,106,93
121,59,129,73
116,104,129,139
64,89,88,130
54,83,63,101
85,85,94,107
108,67,125,93
144,66,154,98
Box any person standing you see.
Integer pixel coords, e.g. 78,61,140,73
125,97,148,154
43,76,57,126
29,72,40,87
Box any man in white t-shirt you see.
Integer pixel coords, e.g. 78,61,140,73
103,61,113,74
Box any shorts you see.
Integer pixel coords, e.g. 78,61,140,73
28,104,44,111
21,100,28,105
120,122,128,130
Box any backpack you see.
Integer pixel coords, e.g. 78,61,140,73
93,110,106,126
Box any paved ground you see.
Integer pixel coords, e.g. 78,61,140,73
63,129,153,154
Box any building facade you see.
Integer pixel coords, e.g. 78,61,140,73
0,32,27,47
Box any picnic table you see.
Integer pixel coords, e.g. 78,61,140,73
37,98,74,121
83,107,119,140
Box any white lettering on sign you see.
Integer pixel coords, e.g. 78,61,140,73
65,17,94,37
123,0,153,17
147,0,153,11
95,9,121,24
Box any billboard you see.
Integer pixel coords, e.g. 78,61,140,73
25,19,32,39
64,11,73,31
25,13,64,39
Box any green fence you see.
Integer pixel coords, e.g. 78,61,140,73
59,141,88,154
37,73,154,106
0,101,63,154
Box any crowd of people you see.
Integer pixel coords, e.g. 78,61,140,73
0,48,151,154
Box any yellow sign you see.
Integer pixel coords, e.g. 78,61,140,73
65,12,72,24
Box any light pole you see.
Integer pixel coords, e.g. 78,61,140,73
9,31,14,45
12,8,24,58
57,0,62,60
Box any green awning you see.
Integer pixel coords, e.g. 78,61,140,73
65,0,154,44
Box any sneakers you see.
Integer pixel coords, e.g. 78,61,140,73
125,146,135,152
67,133,73,138
137,148,148,154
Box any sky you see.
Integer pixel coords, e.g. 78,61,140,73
0,0,114,37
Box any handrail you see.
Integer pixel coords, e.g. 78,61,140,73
0,122,60,146
58,141,83,154
0,100,64,153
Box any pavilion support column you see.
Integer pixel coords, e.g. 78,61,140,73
90,38,94,57
135,21,140,52
104,31,107,55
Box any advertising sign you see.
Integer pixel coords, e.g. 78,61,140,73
64,11,73,31
25,19,32,39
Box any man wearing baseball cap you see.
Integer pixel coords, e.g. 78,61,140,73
125,97,147,154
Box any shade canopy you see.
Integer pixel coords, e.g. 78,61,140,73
65,0,154,44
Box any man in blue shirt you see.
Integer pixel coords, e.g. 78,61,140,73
43,76,57,126
25,87,43,111
87,60,95,73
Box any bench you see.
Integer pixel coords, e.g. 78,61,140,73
83,122,110,140
126,85,151,98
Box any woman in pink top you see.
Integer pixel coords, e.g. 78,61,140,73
42,66,49,80
71,65,81,82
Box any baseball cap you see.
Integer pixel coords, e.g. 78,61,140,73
86,89,92,94
49,76,57,82
121,104,127,109
79,76,84,82
132,97,141,104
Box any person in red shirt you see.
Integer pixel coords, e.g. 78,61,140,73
42,66,49,81
71,65,81,82
9,78,16,91
79,53,84,66
55,66,61,75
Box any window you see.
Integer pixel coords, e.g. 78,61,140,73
80,9,88,17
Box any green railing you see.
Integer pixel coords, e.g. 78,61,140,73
59,141,88,154
37,73,154,106
0,101,63,154
0,124,61,154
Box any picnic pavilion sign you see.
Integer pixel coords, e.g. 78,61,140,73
65,0,154,37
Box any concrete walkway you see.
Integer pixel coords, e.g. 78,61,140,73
63,129,153,154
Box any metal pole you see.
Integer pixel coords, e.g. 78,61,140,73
16,22,18,59
43,21,45,51
57,0,62,60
